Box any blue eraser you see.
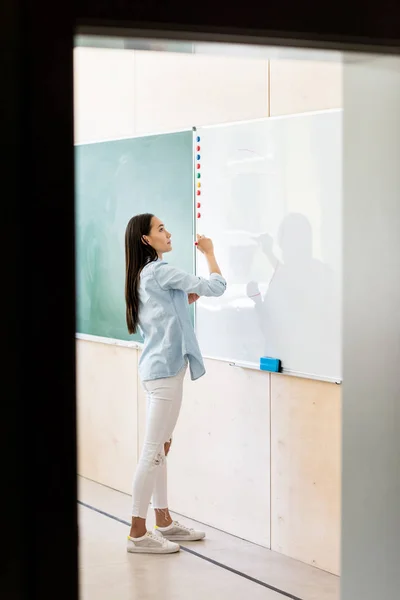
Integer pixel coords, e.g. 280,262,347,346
260,357,281,373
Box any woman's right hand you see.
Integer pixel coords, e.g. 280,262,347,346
196,234,214,255
196,234,222,276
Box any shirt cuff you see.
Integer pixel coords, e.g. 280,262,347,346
210,273,227,284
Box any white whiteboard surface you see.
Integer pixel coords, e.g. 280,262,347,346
195,110,342,382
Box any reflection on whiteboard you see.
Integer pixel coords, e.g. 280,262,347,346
196,110,342,381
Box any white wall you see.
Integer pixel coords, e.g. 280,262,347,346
76,339,138,494
74,47,342,574
133,51,269,135
74,48,136,144
341,55,400,600
269,59,342,116
271,375,341,574
74,48,270,143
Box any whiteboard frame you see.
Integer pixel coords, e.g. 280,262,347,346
74,126,195,146
196,108,341,130
75,332,142,350
228,359,342,384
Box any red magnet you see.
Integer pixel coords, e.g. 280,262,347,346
196,145,200,151
197,212,201,218
196,163,201,169
197,202,201,208
197,190,201,196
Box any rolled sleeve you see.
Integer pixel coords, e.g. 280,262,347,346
153,262,226,297
207,273,227,297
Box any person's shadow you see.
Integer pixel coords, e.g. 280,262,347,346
247,212,340,376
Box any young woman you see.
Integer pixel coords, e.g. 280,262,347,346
125,213,226,554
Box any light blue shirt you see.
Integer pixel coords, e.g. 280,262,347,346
137,259,227,382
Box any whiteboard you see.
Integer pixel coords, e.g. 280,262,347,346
195,110,342,382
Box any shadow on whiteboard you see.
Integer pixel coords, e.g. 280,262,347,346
197,213,340,377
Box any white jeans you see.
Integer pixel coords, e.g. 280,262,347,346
131,365,187,518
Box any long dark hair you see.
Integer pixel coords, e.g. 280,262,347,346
125,213,158,334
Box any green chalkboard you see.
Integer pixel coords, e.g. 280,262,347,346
75,131,194,342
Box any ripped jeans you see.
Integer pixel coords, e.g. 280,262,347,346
131,364,187,518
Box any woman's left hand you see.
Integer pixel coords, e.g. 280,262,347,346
188,293,200,305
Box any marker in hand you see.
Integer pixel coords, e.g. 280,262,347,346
195,234,214,255
195,233,203,246
195,234,222,276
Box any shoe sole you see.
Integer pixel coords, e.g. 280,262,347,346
161,534,206,542
127,545,180,554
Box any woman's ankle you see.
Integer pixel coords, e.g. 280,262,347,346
130,516,147,538
155,508,173,528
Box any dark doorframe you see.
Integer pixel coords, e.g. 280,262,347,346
3,2,400,599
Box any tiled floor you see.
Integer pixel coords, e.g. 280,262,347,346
78,477,339,600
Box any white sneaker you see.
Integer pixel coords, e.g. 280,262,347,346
155,520,206,542
127,531,180,554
